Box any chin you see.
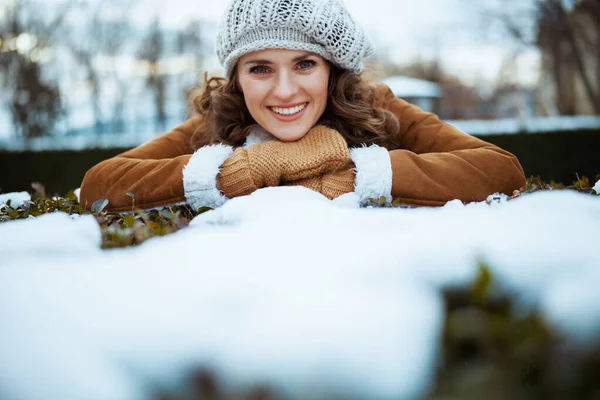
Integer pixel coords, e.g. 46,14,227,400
269,125,310,142
278,131,308,142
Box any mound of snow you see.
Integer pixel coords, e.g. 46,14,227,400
0,191,31,208
0,187,599,400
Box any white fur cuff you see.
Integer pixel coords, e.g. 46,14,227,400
183,144,234,210
350,145,393,205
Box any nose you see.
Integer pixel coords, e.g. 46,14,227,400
272,70,298,101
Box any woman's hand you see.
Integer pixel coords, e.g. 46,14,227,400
217,125,351,198
251,124,351,183
285,163,356,200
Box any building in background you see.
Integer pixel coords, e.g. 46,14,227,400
380,75,442,114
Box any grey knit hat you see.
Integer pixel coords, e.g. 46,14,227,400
216,0,375,77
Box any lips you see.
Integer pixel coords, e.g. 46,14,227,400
269,101,308,108
269,102,308,116
268,102,308,122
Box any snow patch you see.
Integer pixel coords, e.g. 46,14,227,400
0,191,31,208
0,212,102,265
0,187,599,399
446,115,600,136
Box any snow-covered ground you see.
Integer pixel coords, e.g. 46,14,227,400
447,115,600,135
1,186,600,400
0,191,31,208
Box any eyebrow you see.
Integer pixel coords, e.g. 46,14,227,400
242,52,314,66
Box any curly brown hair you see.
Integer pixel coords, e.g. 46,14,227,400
188,62,399,150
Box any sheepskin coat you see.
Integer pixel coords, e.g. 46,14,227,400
80,84,526,212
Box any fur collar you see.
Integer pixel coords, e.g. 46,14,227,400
243,125,275,148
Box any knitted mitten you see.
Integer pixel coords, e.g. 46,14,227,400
321,165,356,199
284,175,322,192
285,164,356,200
217,125,350,198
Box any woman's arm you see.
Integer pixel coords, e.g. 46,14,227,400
370,84,526,206
79,116,233,212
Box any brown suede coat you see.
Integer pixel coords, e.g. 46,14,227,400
80,84,526,212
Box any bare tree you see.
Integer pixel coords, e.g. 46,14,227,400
0,0,71,139
65,10,103,133
539,0,600,114
475,0,600,115
139,19,167,130
103,18,135,133
62,0,138,135
176,20,205,115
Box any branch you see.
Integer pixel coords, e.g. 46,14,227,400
557,1,600,113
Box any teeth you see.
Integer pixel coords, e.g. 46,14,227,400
270,103,306,115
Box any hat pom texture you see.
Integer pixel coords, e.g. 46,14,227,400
216,0,374,76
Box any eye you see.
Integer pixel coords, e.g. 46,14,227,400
249,65,270,75
297,59,317,70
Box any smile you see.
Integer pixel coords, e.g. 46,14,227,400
269,102,308,116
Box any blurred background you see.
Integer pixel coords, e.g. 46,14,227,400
1,0,599,193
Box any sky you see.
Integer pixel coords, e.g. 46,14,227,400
128,0,541,87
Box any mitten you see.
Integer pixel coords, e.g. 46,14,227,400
285,164,356,200
217,125,350,198
321,165,356,199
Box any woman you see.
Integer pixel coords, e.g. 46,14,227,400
80,0,526,213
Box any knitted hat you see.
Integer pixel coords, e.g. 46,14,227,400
216,0,374,77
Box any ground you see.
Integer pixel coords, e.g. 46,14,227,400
0,177,599,399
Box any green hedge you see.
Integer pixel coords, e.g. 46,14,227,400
0,148,124,195
475,129,600,185
1,129,599,194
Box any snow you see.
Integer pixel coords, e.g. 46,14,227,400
0,212,102,265
0,186,599,400
446,115,600,136
0,125,168,152
594,179,600,194
0,191,31,208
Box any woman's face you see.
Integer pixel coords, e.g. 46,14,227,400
236,49,330,142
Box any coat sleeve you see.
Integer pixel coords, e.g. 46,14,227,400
79,116,234,212
355,84,525,207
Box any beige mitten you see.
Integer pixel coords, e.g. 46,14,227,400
321,166,356,199
285,164,356,200
284,175,322,192
217,125,350,198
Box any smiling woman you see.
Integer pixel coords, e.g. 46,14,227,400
79,0,526,213
236,49,331,142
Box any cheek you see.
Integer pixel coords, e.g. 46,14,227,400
311,85,329,115
243,90,261,112
318,83,328,104
311,71,329,106
240,81,268,113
